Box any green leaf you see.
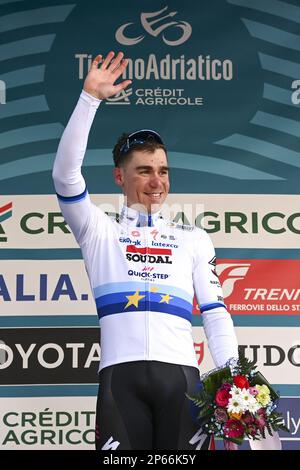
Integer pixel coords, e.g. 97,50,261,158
224,436,243,446
237,354,257,375
202,367,231,395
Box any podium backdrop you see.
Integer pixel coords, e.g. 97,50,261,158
0,0,299,449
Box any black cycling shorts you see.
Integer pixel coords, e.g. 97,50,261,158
95,360,211,450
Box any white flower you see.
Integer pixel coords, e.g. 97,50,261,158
240,389,258,411
246,398,261,413
229,385,242,397
240,388,256,409
240,388,252,401
227,396,245,414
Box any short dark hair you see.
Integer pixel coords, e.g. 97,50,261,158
112,130,167,167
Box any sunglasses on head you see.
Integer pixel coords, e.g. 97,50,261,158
119,129,164,157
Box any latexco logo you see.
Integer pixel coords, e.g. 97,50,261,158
217,263,251,298
0,202,13,243
115,6,192,47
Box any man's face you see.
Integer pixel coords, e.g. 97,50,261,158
114,148,170,213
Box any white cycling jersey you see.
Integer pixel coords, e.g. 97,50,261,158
52,90,239,371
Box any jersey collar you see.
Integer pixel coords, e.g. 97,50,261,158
120,205,163,227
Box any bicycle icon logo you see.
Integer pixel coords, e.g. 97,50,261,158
115,6,192,46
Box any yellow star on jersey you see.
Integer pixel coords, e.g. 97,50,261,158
159,293,173,304
150,286,159,293
124,290,146,309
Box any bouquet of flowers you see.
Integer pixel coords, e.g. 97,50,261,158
188,355,289,449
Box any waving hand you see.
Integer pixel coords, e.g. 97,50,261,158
83,51,131,100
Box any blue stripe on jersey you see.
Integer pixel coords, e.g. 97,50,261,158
93,282,193,304
95,291,192,313
97,300,192,323
200,302,227,313
56,187,87,203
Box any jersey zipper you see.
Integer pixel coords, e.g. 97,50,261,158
144,215,152,360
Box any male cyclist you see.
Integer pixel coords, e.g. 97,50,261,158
52,51,239,450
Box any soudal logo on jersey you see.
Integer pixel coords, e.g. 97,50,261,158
126,245,172,264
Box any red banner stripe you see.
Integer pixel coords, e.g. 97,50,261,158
0,202,12,214
126,245,172,255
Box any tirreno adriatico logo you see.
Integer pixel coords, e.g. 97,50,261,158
0,202,12,243
115,5,192,46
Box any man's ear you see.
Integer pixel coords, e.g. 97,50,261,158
113,166,124,188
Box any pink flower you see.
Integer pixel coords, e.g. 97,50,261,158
249,386,258,396
255,409,266,428
215,389,230,407
224,419,245,438
247,424,258,437
242,412,255,425
214,408,228,423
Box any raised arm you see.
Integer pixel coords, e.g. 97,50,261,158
52,51,131,244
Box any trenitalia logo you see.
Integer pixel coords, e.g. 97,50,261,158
219,259,300,315
193,260,300,316
0,202,13,243
115,6,192,46
217,263,251,298
126,245,173,264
